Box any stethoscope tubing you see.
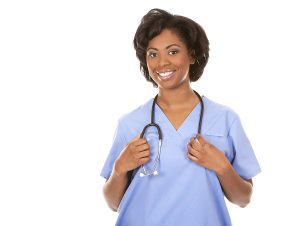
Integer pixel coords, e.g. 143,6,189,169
139,90,204,176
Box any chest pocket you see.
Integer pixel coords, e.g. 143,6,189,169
203,131,234,163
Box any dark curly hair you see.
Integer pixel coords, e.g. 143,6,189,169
133,8,210,87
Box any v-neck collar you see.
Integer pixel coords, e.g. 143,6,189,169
154,100,202,134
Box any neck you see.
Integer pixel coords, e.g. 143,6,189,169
157,86,198,107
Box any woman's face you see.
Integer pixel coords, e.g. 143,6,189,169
146,29,195,90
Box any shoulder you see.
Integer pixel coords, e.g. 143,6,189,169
118,98,153,129
203,96,239,133
204,96,238,118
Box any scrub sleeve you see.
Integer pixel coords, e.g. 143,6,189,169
229,115,261,179
101,120,127,179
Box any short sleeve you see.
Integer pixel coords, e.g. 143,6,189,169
229,116,261,179
100,120,127,179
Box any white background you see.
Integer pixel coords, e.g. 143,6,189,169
1,0,300,225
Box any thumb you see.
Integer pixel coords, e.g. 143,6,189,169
196,133,207,143
133,133,142,140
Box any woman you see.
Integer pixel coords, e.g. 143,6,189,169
101,8,261,226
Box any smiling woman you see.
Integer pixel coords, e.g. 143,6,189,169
134,9,209,88
146,29,194,88
100,8,261,226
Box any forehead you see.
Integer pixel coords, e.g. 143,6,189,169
147,29,187,49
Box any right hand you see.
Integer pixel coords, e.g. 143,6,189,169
114,134,150,175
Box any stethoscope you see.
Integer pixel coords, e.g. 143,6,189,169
139,90,204,177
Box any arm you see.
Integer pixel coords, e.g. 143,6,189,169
215,159,253,207
103,135,150,211
103,164,131,211
187,134,253,207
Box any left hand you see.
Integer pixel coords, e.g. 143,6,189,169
187,134,228,174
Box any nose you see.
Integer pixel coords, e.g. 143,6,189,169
157,53,170,67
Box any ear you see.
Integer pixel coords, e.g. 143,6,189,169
189,50,196,64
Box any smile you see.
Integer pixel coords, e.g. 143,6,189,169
156,70,176,80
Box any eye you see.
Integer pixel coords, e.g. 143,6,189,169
147,51,158,58
169,50,178,55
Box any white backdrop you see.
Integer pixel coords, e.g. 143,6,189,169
1,0,300,225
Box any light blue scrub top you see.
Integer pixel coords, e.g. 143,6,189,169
101,96,261,226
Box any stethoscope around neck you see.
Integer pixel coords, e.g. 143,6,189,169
139,90,204,177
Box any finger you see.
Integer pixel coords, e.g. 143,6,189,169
132,134,141,141
190,137,203,150
137,149,150,158
139,156,150,164
187,144,200,158
187,152,198,162
137,146,150,155
188,137,196,147
196,134,208,144
134,138,148,146
132,134,148,143
136,143,150,152
196,134,214,150
188,136,203,151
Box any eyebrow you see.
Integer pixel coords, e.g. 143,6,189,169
147,44,181,51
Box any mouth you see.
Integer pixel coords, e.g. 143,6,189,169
156,70,176,81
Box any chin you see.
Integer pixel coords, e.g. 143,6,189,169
158,81,186,90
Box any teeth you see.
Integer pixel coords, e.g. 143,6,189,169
157,71,173,77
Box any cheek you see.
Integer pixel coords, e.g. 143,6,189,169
146,60,155,73
178,62,192,77
175,57,191,70
146,62,158,81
